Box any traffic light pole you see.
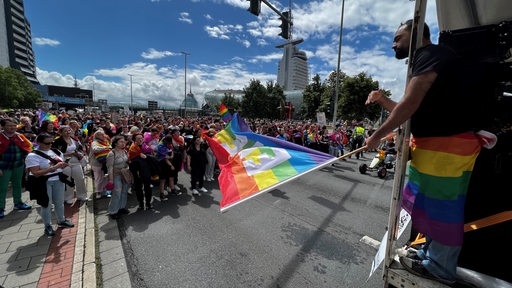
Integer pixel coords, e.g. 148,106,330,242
260,0,291,24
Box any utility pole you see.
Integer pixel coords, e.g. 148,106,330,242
333,0,345,125
181,51,190,118
128,74,133,115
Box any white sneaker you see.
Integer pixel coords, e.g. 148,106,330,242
192,189,200,196
199,187,208,193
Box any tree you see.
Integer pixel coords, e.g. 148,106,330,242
217,92,241,115
336,72,384,122
299,71,390,124
300,74,325,120
325,70,347,121
265,81,286,119
0,66,41,109
240,79,268,119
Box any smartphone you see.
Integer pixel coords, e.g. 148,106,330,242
65,158,71,163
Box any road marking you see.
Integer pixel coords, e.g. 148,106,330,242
360,235,380,249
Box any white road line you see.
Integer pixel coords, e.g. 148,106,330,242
360,235,381,249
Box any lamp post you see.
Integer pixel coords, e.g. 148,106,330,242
180,51,190,117
128,74,133,115
333,0,345,125
92,82,95,103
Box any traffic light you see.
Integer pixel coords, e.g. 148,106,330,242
279,11,290,39
247,0,261,16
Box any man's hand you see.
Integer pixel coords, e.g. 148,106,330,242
366,90,383,105
364,134,381,151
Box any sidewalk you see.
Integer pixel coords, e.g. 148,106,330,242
0,174,131,288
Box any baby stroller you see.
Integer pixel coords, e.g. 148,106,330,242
358,142,397,178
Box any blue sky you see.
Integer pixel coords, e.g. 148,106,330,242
24,0,439,108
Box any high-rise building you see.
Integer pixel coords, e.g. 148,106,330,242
276,38,308,91
0,0,38,83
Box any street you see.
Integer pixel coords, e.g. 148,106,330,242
107,154,404,288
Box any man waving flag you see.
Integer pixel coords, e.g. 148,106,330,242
206,113,336,212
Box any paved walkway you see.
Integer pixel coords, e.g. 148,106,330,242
0,174,131,288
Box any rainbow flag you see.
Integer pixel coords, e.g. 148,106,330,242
219,103,232,123
82,120,93,137
37,109,59,129
401,133,481,246
206,113,335,212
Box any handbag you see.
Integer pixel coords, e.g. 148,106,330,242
112,149,133,184
120,167,133,184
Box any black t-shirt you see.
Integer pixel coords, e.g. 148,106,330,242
410,44,481,137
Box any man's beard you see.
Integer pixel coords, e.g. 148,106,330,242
394,47,409,60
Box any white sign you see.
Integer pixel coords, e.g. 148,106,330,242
367,209,411,280
316,112,326,127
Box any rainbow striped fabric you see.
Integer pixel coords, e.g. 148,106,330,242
402,133,481,246
219,103,232,123
206,113,335,212
37,109,59,129
94,149,110,163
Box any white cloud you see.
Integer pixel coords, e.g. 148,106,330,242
238,38,251,48
205,24,243,40
248,53,282,64
141,48,175,59
205,25,230,40
36,60,276,109
33,37,60,46
179,12,192,24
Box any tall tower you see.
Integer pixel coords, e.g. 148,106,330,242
0,0,38,83
276,38,308,91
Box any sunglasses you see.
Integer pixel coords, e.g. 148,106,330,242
42,141,54,145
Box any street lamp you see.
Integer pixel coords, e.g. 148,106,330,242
333,0,345,125
128,74,133,115
92,82,95,103
180,51,190,117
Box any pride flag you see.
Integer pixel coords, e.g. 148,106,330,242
37,109,59,129
206,113,335,212
93,146,110,163
401,133,481,246
219,103,232,123
82,120,93,137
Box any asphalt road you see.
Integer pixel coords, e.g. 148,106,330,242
115,154,406,288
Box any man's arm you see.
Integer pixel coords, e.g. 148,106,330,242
364,70,437,150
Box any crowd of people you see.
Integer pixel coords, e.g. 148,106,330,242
0,107,376,235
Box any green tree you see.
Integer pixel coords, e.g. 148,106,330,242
300,74,326,120
217,92,241,115
325,70,347,121
240,79,268,119
337,72,384,122
0,66,41,109
265,81,286,119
